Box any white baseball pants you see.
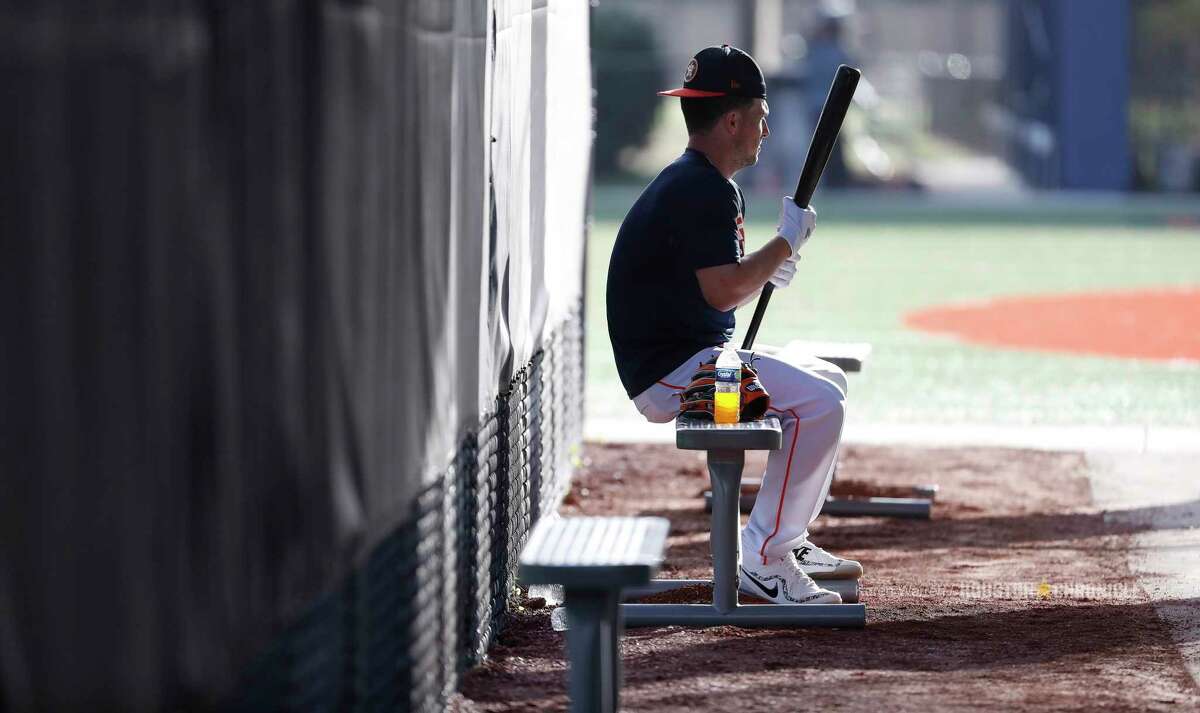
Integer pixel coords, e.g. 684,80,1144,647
632,345,847,564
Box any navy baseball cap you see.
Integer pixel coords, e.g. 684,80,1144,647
658,45,767,99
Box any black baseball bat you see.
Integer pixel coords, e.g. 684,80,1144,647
741,64,861,351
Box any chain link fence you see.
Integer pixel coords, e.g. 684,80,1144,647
226,311,583,713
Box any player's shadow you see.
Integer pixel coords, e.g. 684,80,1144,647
619,597,1200,679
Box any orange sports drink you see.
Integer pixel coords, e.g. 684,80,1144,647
713,345,741,424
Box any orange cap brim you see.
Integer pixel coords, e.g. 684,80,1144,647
657,88,727,98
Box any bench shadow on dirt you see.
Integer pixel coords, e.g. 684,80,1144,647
634,499,1200,557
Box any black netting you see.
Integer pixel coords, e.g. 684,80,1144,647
528,351,545,524
225,561,352,713
220,309,583,712
472,407,501,666
439,444,462,702
391,484,444,713
453,434,478,675
499,365,532,632
547,315,584,513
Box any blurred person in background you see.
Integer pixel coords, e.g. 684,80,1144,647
803,0,857,187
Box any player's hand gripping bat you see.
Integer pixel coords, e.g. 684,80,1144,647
740,64,861,351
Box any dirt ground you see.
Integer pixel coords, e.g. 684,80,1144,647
451,442,1200,712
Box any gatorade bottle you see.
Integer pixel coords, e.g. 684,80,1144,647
713,345,741,424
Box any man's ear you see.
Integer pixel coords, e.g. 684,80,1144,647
722,108,741,136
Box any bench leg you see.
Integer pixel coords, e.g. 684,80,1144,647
707,449,745,613
564,588,620,713
608,588,622,710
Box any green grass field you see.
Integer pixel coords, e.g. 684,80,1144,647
585,187,1200,428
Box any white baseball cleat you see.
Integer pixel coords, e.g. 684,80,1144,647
739,553,842,605
793,540,864,580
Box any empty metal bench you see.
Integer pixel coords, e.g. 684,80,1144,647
621,418,866,627
520,516,670,713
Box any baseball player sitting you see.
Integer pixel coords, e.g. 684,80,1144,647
605,45,862,606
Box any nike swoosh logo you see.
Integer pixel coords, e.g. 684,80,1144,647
740,567,778,598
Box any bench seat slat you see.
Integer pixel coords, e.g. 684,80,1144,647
675,416,782,451
520,516,670,589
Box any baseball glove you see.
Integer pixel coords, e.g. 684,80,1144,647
678,354,771,422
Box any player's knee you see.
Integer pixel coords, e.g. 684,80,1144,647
825,365,849,398
814,383,846,425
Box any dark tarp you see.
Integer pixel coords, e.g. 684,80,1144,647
0,0,589,709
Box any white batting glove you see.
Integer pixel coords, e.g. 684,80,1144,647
768,255,798,290
776,198,816,256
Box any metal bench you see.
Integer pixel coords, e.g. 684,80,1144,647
777,339,874,374
704,340,937,520
823,492,935,518
620,418,866,627
519,516,670,713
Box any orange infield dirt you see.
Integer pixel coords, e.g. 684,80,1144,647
904,288,1200,361
450,443,1200,712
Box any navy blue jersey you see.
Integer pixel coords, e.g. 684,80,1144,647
606,149,746,398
